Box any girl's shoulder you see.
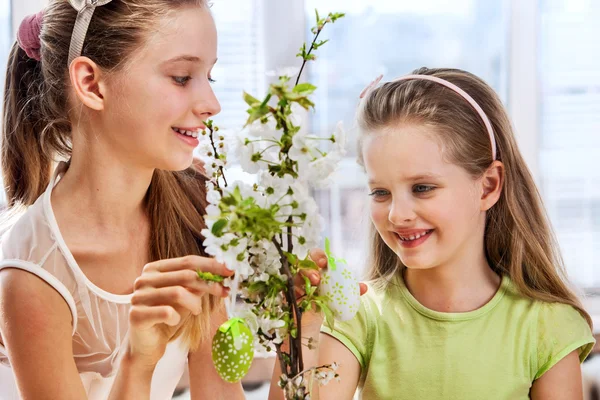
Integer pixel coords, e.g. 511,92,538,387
0,193,79,336
534,299,595,378
1,195,52,263
501,277,595,379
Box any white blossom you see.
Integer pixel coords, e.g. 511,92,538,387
305,151,342,187
288,131,314,170
332,121,347,155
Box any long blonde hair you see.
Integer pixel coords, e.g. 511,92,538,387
2,0,217,349
357,67,592,329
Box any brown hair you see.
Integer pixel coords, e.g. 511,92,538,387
2,0,217,349
357,67,592,328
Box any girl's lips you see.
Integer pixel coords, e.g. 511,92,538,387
394,229,434,249
172,127,199,147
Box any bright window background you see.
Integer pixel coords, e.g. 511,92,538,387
210,0,266,130
539,0,600,290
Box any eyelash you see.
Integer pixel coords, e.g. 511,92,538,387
173,76,191,86
172,76,217,86
413,185,435,193
368,189,389,199
368,186,436,199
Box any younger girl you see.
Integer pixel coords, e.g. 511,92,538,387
273,68,595,400
0,0,246,399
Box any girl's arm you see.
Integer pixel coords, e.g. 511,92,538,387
0,268,87,399
268,324,361,400
0,268,160,400
530,350,583,400
188,303,245,400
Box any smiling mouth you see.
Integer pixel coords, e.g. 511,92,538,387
172,127,200,138
394,229,434,242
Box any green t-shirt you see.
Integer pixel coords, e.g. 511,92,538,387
322,274,594,400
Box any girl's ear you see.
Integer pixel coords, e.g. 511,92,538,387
69,56,106,111
480,160,504,211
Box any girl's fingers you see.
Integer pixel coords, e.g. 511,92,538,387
308,248,328,269
132,286,202,315
294,247,328,289
134,269,208,291
360,283,368,296
129,305,181,329
290,247,328,296
131,285,225,316
295,269,320,288
143,256,234,277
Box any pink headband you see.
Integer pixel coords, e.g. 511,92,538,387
17,11,44,61
360,74,498,160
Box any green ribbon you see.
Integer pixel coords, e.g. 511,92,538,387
218,317,245,338
218,317,248,351
324,237,347,272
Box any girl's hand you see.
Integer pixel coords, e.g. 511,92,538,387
294,249,368,331
127,256,233,368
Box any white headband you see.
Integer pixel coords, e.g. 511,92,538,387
67,0,113,66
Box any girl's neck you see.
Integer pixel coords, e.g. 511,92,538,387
403,253,502,314
51,148,154,231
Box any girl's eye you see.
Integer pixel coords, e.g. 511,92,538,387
413,185,435,193
369,189,390,200
173,76,192,86
208,77,216,83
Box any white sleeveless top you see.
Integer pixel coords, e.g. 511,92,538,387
0,162,188,399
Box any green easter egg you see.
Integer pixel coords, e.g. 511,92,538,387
211,318,254,383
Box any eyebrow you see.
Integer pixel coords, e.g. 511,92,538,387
162,55,218,65
368,173,443,184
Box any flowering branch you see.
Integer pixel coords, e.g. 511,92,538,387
196,10,360,400
295,11,345,86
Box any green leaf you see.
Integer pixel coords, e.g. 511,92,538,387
211,219,228,237
313,39,330,50
197,270,225,282
299,259,318,270
296,43,307,58
293,83,317,95
283,251,298,266
296,97,315,110
243,91,260,107
245,105,270,126
315,9,320,25
330,12,346,22
241,197,255,208
221,195,237,207
248,281,268,295
303,275,312,298
232,186,243,202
